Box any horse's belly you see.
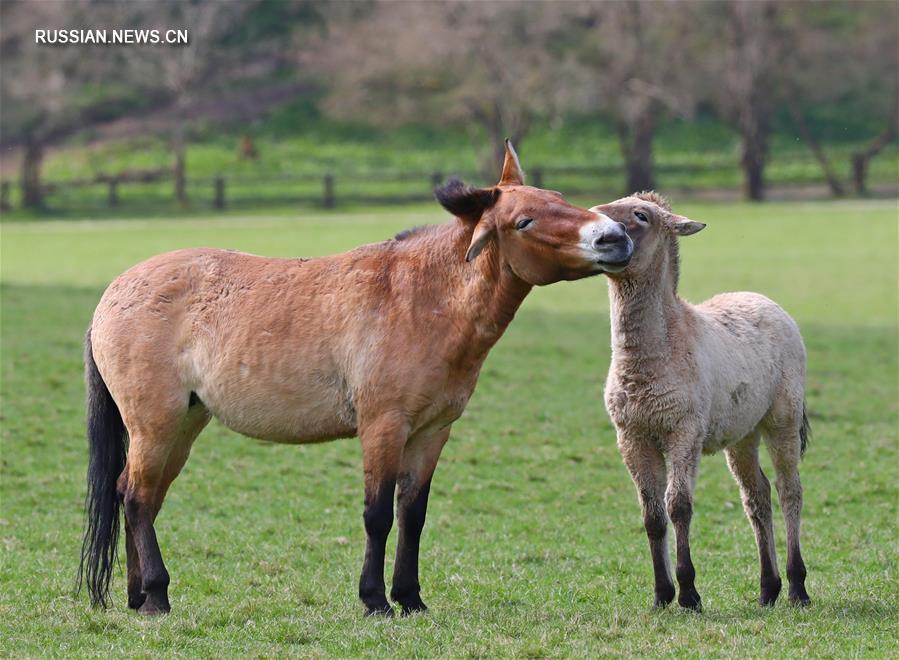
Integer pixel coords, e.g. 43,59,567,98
197,377,357,443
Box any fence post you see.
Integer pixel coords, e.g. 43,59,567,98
107,178,119,207
531,167,543,189
0,181,10,211
214,176,226,210
431,172,443,189
323,174,335,208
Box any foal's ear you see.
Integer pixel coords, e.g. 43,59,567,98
435,178,500,221
669,213,706,236
498,139,525,186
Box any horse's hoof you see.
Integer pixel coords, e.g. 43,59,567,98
678,589,702,611
137,592,170,615
137,602,170,616
789,589,811,607
654,586,676,608
363,602,394,617
399,597,428,616
127,592,147,610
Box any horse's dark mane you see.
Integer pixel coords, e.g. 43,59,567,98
394,225,432,241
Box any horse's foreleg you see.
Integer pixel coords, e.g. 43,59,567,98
391,426,450,615
619,435,675,607
725,433,781,606
358,412,408,616
666,438,702,611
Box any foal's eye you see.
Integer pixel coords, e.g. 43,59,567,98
516,217,534,230
634,211,649,223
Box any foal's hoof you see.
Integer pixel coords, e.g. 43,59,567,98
760,577,782,606
363,602,395,617
678,589,702,611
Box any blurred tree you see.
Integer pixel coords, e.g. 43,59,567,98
845,2,898,195
116,0,263,205
781,1,898,197
0,0,144,208
572,1,696,193
306,1,576,177
701,0,790,201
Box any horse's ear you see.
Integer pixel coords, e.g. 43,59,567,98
465,218,496,262
435,178,500,221
670,213,706,236
498,139,525,186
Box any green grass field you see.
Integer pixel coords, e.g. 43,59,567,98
1,199,897,656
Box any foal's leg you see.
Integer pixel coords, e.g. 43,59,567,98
391,426,450,615
665,437,702,610
767,425,810,605
121,398,209,614
358,412,408,616
725,433,781,605
619,434,675,607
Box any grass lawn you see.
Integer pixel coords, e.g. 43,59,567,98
1,199,897,656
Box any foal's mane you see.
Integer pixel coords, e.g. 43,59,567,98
632,190,681,293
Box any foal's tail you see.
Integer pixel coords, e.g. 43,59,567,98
77,327,127,608
799,402,811,458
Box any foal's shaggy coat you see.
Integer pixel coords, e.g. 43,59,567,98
592,192,811,609
78,143,633,616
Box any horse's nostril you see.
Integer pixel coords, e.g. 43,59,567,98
592,235,606,250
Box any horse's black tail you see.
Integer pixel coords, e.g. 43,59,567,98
77,327,127,608
799,402,811,458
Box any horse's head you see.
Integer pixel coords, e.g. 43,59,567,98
589,192,705,280
435,141,633,285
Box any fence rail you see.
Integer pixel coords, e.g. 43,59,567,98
1,157,892,213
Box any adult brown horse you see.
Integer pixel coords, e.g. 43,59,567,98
78,142,633,616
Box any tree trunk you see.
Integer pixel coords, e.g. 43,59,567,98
173,124,187,206
739,110,767,201
787,99,844,197
617,112,656,193
21,138,45,209
850,100,898,196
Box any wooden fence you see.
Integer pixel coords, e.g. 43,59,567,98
0,158,828,212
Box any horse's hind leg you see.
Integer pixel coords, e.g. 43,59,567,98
725,432,781,605
766,420,811,606
121,397,209,614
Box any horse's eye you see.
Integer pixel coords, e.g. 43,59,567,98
516,217,534,231
634,211,649,223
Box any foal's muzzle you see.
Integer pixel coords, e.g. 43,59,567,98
581,217,633,272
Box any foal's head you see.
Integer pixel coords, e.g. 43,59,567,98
589,192,705,284
435,141,633,285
